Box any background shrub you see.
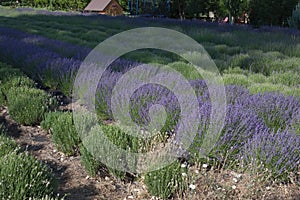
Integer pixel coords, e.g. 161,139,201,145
0,152,57,200
223,74,250,87
229,51,285,75
144,160,187,199
248,73,268,84
248,83,288,95
6,87,51,125
268,72,300,86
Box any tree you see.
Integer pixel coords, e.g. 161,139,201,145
222,0,249,23
249,0,299,26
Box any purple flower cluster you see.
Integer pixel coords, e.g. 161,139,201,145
190,81,300,177
241,129,300,179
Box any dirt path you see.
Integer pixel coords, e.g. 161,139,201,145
0,106,149,200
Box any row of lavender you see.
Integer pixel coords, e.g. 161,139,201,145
0,27,89,95
97,70,300,180
0,27,299,180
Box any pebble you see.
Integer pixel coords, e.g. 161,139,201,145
189,184,196,190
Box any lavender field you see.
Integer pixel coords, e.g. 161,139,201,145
0,6,299,200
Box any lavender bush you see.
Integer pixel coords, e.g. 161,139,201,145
241,129,300,181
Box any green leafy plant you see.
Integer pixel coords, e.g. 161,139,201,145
101,124,142,180
0,152,57,200
41,111,64,131
144,160,187,199
268,72,300,87
223,74,250,87
0,134,20,157
229,51,285,75
79,144,102,177
0,65,23,83
81,124,145,180
248,73,268,84
0,76,36,105
44,112,80,156
6,87,51,125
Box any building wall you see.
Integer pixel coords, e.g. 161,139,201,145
103,0,123,16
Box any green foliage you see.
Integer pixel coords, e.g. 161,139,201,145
0,134,20,157
79,144,101,177
248,73,268,84
0,76,36,105
43,112,80,156
0,64,23,83
0,124,20,158
100,124,142,179
248,83,291,95
223,73,250,87
268,72,300,87
28,195,64,200
81,123,158,180
6,87,51,125
229,51,286,75
249,0,299,26
223,67,248,75
168,62,202,80
41,111,63,131
267,57,300,73
0,152,57,200
144,160,187,199
1,0,91,11
0,124,5,135
288,3,300,29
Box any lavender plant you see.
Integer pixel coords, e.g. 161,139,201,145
6,87,51,125
42,112,80,156
240,129,300,181
144,160,187,199
0,152,57,200
0,133,20,157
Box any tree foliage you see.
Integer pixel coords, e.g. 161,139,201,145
249,0,299,26
289,3,300,29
